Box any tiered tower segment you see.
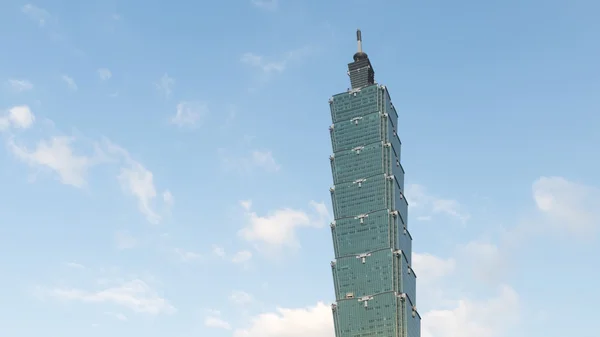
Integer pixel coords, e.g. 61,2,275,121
328,30,421,337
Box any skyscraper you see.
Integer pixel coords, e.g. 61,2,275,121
328,30,420,337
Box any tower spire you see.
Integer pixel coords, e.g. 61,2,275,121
353,29,369,62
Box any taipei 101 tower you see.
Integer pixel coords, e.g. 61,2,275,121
327,30,421,337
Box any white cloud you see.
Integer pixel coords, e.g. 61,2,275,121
422,285,519,337
532,176,599,235
234,285,518,337
97,68,112,80
7,79,33,92
65,262,85,269
206,246,253,264
406,184,470,223
8,136,91,188
44,279,175,315
229,290,253,305
101,140,167,224
22,4,51,26
231,250,253,264
105,311,128,321
170,101,207,128
4,113,169,223
219,149,281,173
115,231,137,250
241,53,285,74
238,200,329,251
154,73,175,98
241,47,311,75
309,200,331,221
61,75,78,91
459,241,504,284
205,316,232,330
251,0,278,10
250,150,280,172
118,163,160,223
0,105,35,130
412,253,456,282
212,245,226,258
240,200,252,211
163,190,174,208
234,302,332,337
432,199,469,222
174,248,202,262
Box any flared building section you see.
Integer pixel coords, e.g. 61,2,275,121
328,30,421,337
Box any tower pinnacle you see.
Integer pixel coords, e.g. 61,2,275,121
357,29,363,53
353,29,369,62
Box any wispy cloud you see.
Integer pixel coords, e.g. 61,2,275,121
219,149,281,173
105,311,128,321
163,190,174,208
250,0,278,11
21,4,83,56
8,136,92,188
22,4,51,27
65,262,86,270
115,231,137,250
504,176,600,244
154,73,175,98
241,53,285,74
205,315,232,330
6,79,33,92
3,107,101,188
532,176,599,236
229,290,253,306
174,248,202,262
405,183,470,223
39,279,175,315
97,68,112,81
240,47,311,75
170,101,207,128
5,107,170,223
101,140,168,224
231,250,253,264
61,75,77,91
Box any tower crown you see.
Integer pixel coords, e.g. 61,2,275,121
348,29,375,89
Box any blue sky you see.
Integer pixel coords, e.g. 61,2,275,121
1,0,599,336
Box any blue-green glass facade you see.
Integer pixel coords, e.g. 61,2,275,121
328,46,421,337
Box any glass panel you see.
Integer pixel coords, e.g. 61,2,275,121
333,209,391,257
387,117,402,162
396,196,409,228
333,249,395,299
392,164,405,194
383,88,399,128
398,227,412,266
331,85,380,123
331,174,392,219
406,308,421,337
335,292,399,337
331,111,385,152
400,256,417,305
331,142,385,184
